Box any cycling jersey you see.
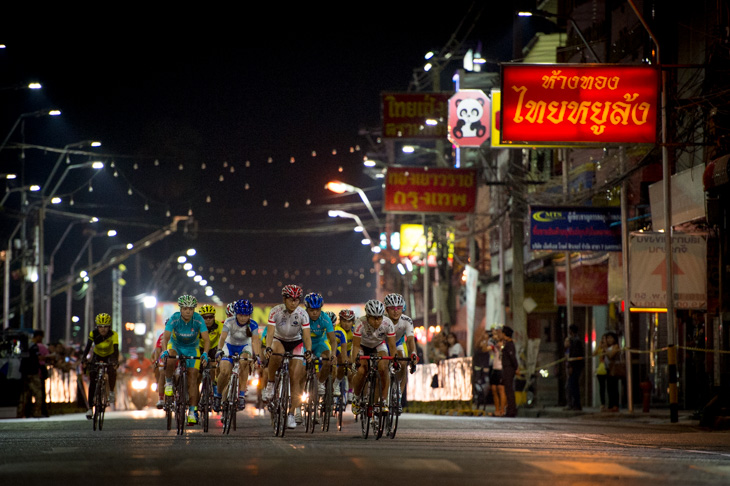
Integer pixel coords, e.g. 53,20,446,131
165,311,207,347
267,304,310,342
86,329,119,358
309,312,334,341
392,314,415,345
353,316,396,348
221,317,259,346
200,321,222,350
333,325,348,357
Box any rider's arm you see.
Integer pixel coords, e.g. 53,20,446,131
350,336,361,366
161,330,171,354
302,327,312,354
252,333,262,358
217,331,228,352
387,335,397,359
200,331,210,355
407,336,418,362
81,336,93,362
326,331,337,360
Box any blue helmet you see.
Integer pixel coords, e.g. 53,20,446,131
233,299,253,316
304,292,324,309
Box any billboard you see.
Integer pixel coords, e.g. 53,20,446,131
384,166,478,214
501,64,659,145
529,206,622,252
381,92,450,139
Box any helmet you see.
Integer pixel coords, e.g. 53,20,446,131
226,302,235,317
281,284,303,299
384,293,405,308
339,309,355,321
178,294,197,308
198,304,216,316
325,311,337,325
136,347,146,355
233,299,253,315
364,300,385,317
95,313,111,326
304,292,324,309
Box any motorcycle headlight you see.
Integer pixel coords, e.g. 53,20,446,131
131,379,149,390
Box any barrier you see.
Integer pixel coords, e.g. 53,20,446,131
407,357,473,402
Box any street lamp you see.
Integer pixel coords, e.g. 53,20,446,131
325,181,382,228
0,184,41,207
517,10,602,63
0,109,62,155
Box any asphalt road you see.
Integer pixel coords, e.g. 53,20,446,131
1,407,729,486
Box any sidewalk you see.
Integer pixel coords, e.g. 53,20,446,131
516,405,700,425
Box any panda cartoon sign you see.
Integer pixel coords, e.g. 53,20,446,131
447,89,491,148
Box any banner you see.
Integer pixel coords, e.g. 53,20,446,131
381,92,450,139
629,232,707,309
529,206,622,252
384,166,478,214
555,258,609,306
501,64,659,145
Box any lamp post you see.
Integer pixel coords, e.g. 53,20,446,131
517,10,602,63
38,159,103,336
0,184,41,207
325,181,382,229
0,109,61,155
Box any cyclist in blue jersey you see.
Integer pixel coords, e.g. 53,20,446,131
303,293,337,397
160,294,210,425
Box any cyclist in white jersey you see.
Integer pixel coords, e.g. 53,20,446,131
263,284,312,429
384,293,419,396
349,299,398,414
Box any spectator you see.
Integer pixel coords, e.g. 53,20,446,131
472,330,491,409
18,330,48,418
500,326,519,417
605,331,623,412
564,324,585,411
446,333,464,359
593,334,609,411
488,328,506,416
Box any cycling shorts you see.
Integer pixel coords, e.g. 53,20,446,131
221,342,252,363
308,337,331,358
273,337,305,359
167,342,201,370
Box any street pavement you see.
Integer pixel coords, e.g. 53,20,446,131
1,406,728,486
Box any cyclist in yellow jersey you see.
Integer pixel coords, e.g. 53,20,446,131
81,313,119,419
338,309,356,398
326,311,348,397
198,304,222,407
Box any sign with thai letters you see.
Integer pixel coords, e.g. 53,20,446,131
384,167,477,214
381,92,450,139
501,64,659,145
529,206,622,251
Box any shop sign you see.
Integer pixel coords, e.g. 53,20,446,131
385,166,477,214
529,206,622,251
447,89,490,147
500,64,659,145
381,92,450,139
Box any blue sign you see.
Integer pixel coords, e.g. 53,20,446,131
529,206,622,252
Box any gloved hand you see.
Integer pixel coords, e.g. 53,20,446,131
160,350,169,360
264,347,273,359
410,353,419,364
303,350,313,362
392,359,401,372
215,349,224,361
200,353,209,365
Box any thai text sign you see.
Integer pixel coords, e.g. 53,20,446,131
381,92,450,139
529,206,622,251
501,64,659,144
629,232,707,309
385,167,477,214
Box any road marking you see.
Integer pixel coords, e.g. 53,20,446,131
531,460,652,477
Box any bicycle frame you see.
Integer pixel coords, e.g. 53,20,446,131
357,354,393,439
268,352,304,437
91,362,110,431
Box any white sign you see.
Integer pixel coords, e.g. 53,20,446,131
629,232,707,309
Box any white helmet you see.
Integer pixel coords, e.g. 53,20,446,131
364,299,385,317
384,293,405,308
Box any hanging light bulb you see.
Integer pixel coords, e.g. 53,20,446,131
290,157,295,163
128,187,133,195
70,197,74,206
355,145,361,151
311,151,317,157
110,161,115,168
262,200,268,206
133,163,139,170
179,164,184,170
284,201,289,208
154,159,160,166
223,161,228,168
244,183,249,190
144,203,149,211
306,198,311,205
188,208,193,216
219,175,224,182
350,147,355,153
201,162,207,169
113,171,118,177
332,149,337,155
88,183,93,192
245,160,250,167
338,166,343,172
206,195,211,203
166,209,171,217
267,157,273,164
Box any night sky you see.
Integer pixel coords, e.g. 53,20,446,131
1,4,517,335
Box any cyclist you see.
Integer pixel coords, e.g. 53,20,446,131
81,313,119,419
337,309,356,399
326,311,348,397
216,299,261,410
384,293,419,401
263,284,313,430
303,293,337,398
225,302,235,319
160,294,210,425
349,300,398,414
198,304,222,403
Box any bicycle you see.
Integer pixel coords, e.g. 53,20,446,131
356,354,393,440
199,360,216,433
267,352,304,437
90,362,111,431
385,357,414,439
163,354,204,435
302,357,322,434
221,354,253,435
331,367,348,432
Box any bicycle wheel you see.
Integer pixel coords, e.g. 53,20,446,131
321,375,332,432
305,374,318,433
200,372,211,433
176,372,187,435
231,374,239,432
278,371,290,438
361,374,375,439
336,379,345,431
98,374,109,431
388,375,401,439
165,397,172,430
373,372,385,440
92,372,104,431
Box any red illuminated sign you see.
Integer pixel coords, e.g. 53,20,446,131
381,93,450,139
501,64,659,145
384,167,477,214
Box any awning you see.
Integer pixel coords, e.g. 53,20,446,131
704,155,730,191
